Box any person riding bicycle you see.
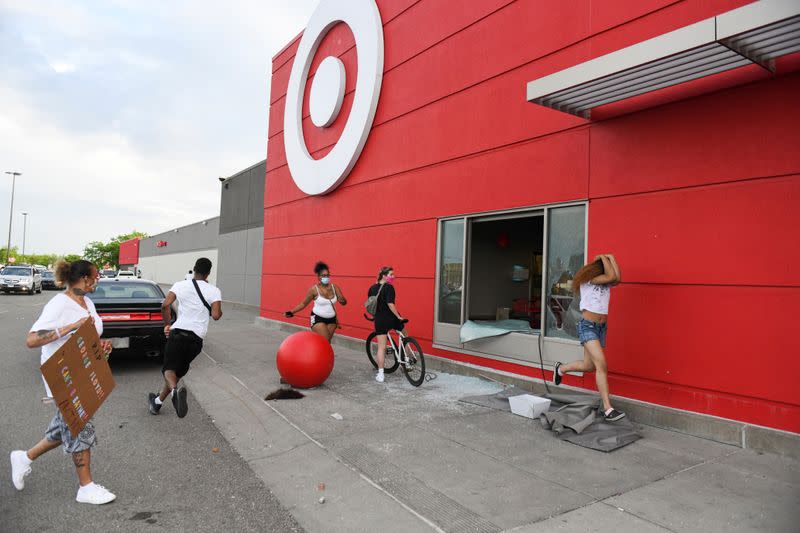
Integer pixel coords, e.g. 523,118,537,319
366,266,405,383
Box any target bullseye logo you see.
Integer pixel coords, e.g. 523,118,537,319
283,0,384,196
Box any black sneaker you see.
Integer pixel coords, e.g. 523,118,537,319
148,392,161,415
603,408,626,422
173,387,188,418
553,362,563,386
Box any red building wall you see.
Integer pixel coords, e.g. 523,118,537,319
118,238,140,266
263,0,800,432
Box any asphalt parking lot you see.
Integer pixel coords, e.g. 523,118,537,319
0,290,302,532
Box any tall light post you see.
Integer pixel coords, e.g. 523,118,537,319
4,171,21,264
21,212,28,257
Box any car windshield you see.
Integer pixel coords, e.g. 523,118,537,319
90,282,163,300
117,272,134,276
42,271,54,279
102,270,116,277
2,267,32,276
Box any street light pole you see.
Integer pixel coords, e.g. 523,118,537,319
4,171,21,265
21,212,28,257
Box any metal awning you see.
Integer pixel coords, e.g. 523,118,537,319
526,0,800,118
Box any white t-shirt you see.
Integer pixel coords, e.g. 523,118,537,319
579,282,611,315
169,279,222,339
184,273,193,281
29,293,103,398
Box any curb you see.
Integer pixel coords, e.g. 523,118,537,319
254,316,800,461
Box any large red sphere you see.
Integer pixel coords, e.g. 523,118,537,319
276,331,334,388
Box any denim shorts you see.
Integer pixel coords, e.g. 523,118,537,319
577,318,607,348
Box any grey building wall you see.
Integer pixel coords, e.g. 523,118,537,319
137,217,220,286
219,160,265,234
140,217,220,258
216,227,262,306
216,160,265,308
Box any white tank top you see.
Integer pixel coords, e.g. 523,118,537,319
579,282,611,315
312,285,337,318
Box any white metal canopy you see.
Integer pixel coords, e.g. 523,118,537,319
526,0,800,117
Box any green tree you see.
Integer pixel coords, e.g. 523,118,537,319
0,246,19,265
82,231,148,269
62,254,82,263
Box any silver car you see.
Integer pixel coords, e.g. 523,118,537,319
0,265,43,295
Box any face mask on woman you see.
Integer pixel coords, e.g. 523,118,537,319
385,274,395,284
320,276,330,285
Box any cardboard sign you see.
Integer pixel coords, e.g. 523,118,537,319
40,321,115,437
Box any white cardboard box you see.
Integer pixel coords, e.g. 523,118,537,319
508,394,551,419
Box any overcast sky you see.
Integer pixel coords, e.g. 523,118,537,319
0,0,318,256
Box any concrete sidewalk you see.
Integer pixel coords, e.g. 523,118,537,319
185,307,799,532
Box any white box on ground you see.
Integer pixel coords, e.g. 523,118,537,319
509,394,551,419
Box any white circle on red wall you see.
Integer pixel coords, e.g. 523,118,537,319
309,56,345,128
283,0,384,196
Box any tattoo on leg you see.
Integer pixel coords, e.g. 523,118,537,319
72,452,87,468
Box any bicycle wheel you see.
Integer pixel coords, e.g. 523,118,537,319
365,332,399,373
400,337,425,387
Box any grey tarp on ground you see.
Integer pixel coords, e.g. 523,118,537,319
460,387,641,452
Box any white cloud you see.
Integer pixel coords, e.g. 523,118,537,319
48,61,76,73
0,0,319,255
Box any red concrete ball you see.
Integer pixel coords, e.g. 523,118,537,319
276,331,334,388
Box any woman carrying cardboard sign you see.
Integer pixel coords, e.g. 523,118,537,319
9,259,116,505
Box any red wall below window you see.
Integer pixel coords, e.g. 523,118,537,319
263,0,800,432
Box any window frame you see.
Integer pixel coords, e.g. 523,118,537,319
433,200,588,368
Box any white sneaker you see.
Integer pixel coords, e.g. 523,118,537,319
10,450,32,491
76,482,116,504
375,371,385,383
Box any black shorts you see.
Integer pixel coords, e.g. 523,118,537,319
374,316,404,336
310,313,337,327
162,328,204,379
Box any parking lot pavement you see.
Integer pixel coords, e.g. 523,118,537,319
185,305,800,533
0,291,303,532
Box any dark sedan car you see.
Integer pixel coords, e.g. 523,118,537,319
41,270,58,290
88,279,174,358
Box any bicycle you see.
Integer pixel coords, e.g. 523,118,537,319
364,316,426,387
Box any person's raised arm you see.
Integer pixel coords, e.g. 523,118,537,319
590,255,617,285
26,317,88,349
605,254,621,283
285,287,315,317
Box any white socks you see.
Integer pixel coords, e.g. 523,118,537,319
155,389,175,405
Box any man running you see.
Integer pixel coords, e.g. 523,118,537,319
148,258,222,418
